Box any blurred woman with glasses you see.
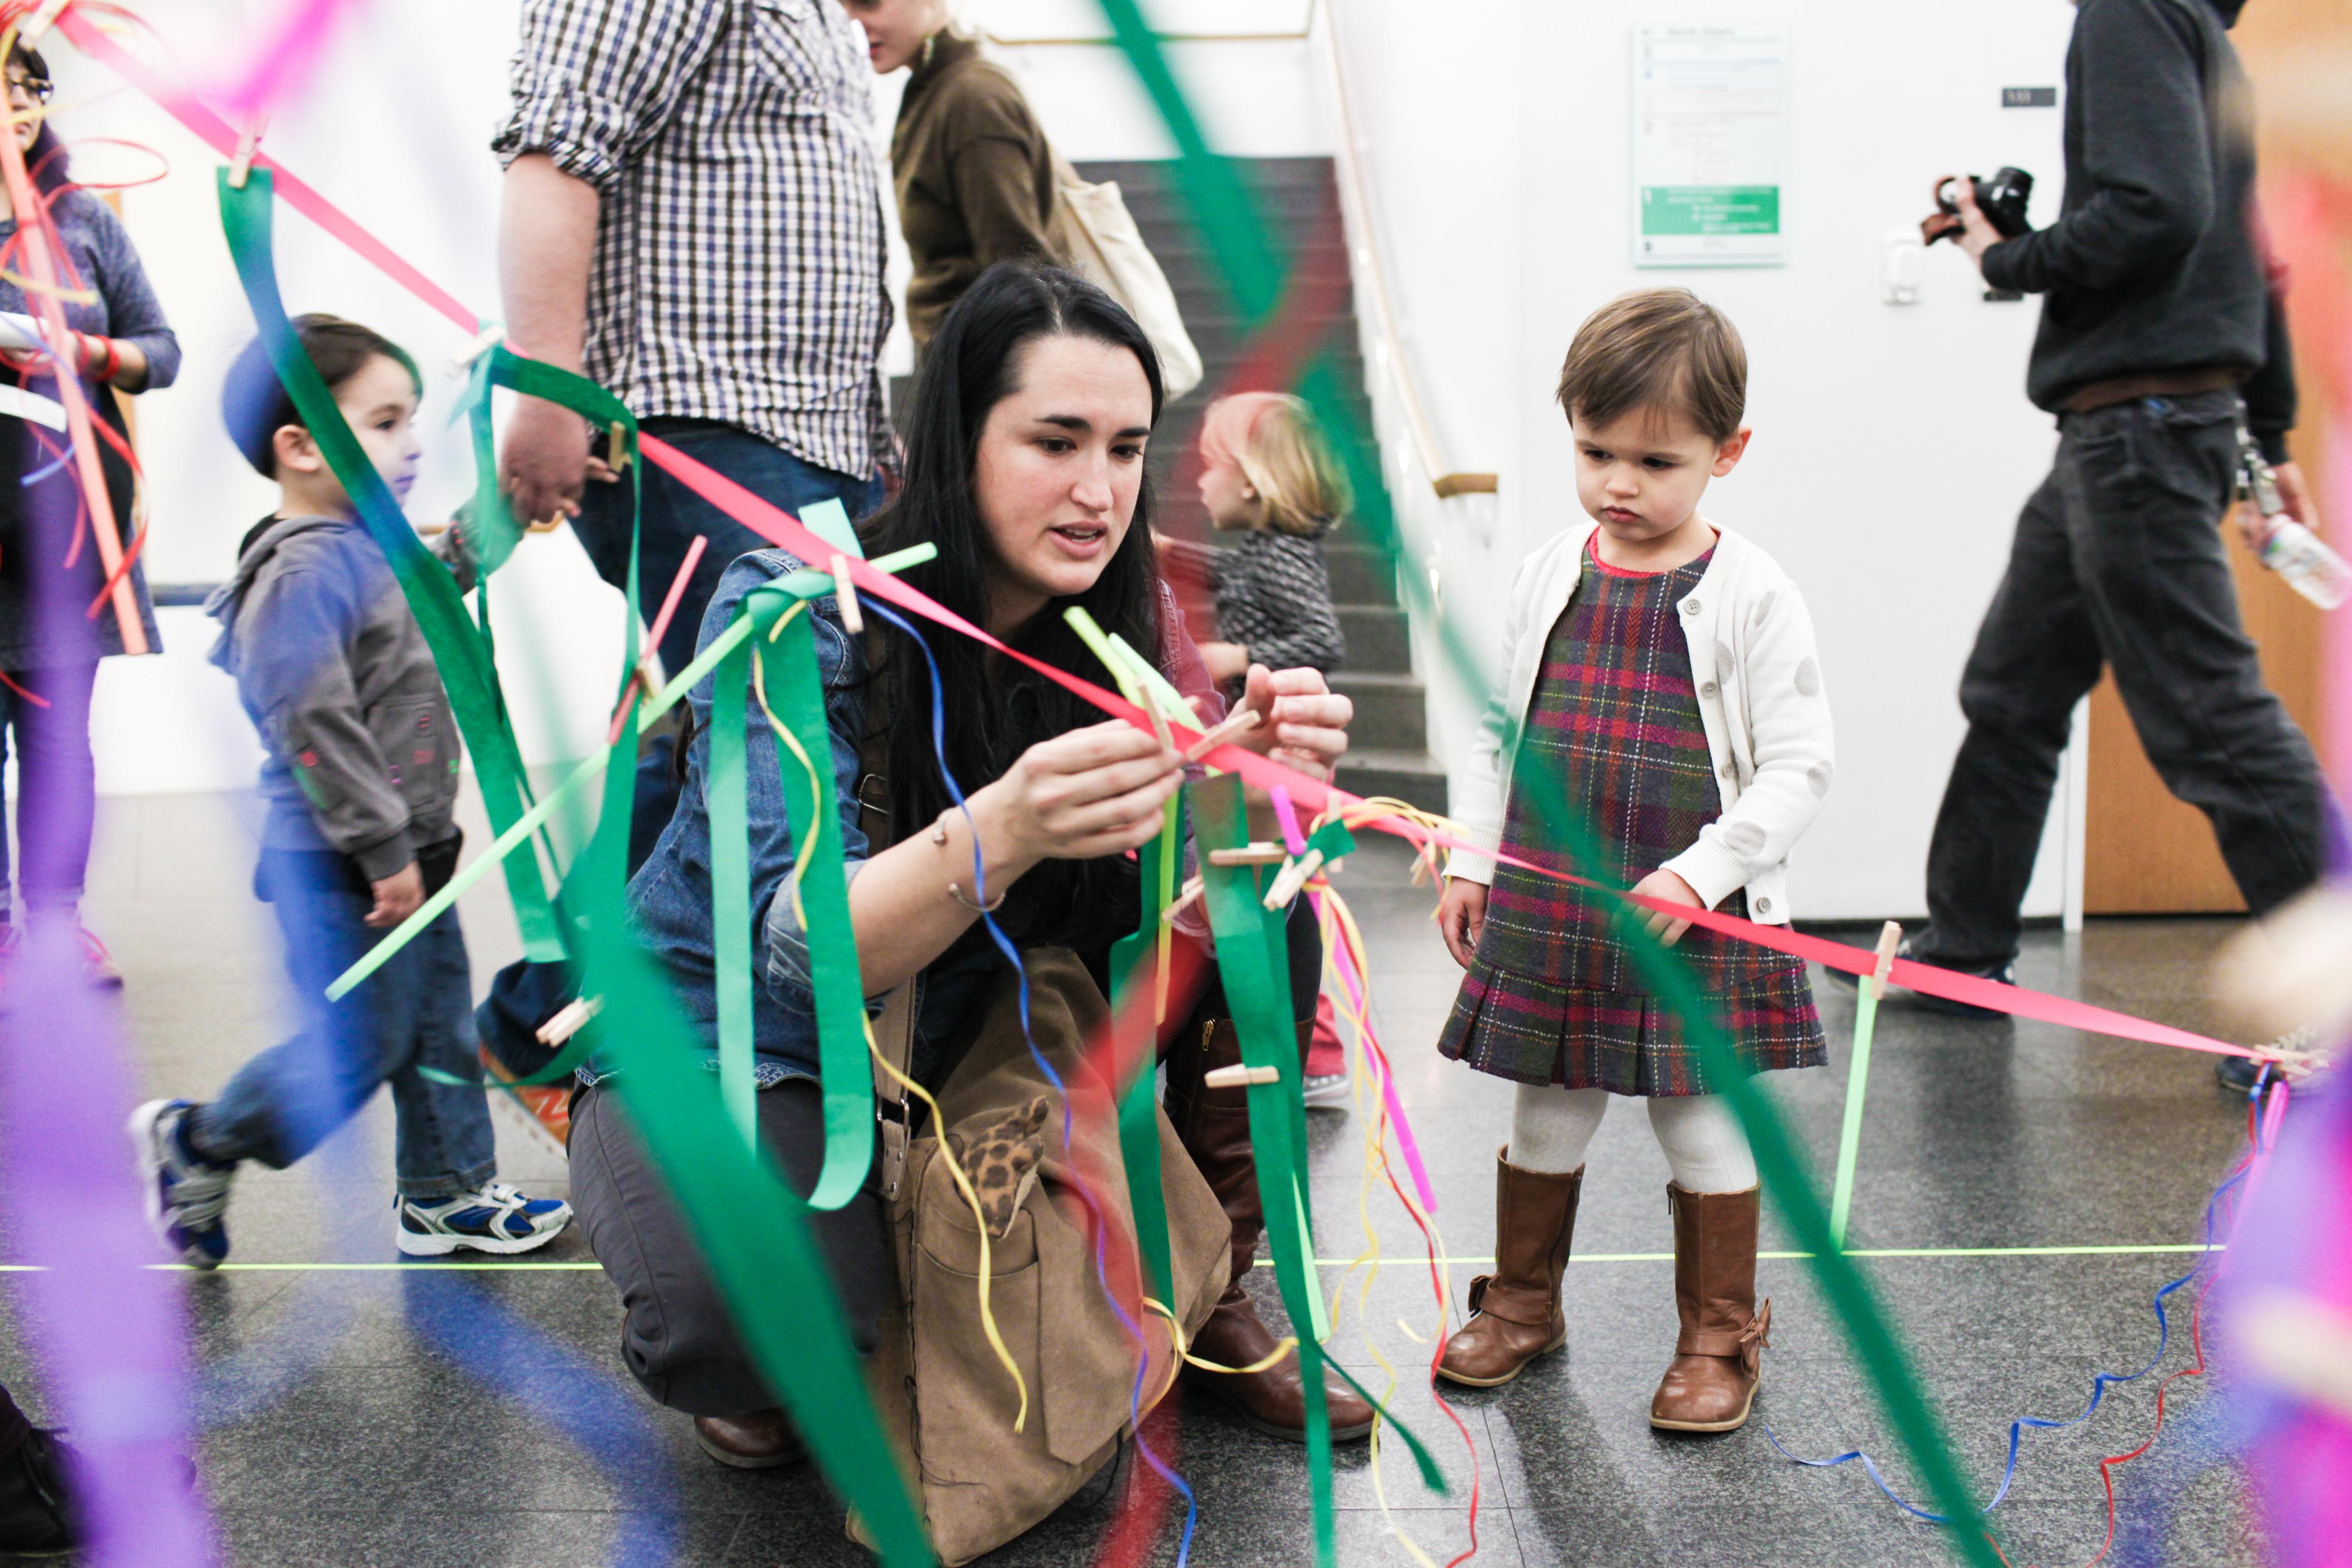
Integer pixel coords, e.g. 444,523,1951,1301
0,39,180,983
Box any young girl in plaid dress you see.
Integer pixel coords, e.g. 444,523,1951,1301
1431,290,1833,1434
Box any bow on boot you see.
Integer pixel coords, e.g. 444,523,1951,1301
1650,1183,1770,1433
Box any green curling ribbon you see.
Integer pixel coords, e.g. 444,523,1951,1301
1194,776,1447,1568
1087,7,2006,1556
220,169,609,965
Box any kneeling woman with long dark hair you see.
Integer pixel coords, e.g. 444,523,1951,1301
570,263,1372,1480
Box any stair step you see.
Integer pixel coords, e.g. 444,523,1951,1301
1337,604,1410,672
1325,544,1400,605
1330,670,1429,752
1336,748,1449,818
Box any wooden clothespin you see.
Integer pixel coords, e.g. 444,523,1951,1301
1160,875,1206,924
536,996,604,1047
1207,843,1288,867
450,323,507,375
227,113,269,190
1868,921,1902,1002
1204,1063,1280,1090
21,0,70,43
608,419,632,473
1262,848,1326,910
1182,707,1260,762
828,553,864,635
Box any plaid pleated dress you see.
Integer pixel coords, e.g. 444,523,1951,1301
1436,536,1825,1096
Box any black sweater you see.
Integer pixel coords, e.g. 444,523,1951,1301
1981,0,2296,459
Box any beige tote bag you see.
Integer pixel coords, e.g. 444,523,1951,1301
1050,153,1205,402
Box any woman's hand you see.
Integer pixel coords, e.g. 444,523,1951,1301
1224,664,1352,782
991,719,1185,863
1438,877,1488,969
1628,868,1705,947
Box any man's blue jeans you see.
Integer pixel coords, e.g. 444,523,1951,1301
570,417,885,681
477,421,884,1076
191,849,494,1199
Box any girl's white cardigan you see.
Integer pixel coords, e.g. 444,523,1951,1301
1446,519,1834,926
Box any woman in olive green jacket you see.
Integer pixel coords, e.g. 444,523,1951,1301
842,0,1068,350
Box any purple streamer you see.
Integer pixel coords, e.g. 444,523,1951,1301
0,921,216,1566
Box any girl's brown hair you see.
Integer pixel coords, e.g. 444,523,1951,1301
1555,287,1747,443
1198,391,1351,537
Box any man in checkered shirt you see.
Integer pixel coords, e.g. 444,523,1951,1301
492,0,893,681
477,0,895,1230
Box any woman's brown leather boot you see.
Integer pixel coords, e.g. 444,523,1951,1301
1434,1150,1582,1388
1649,1183,1771,1432
1166,1019,1376,1442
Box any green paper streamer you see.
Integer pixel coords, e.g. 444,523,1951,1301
719,579,880,1212
220,171,579,960
321,544,936,1002
1108,823,1179,1309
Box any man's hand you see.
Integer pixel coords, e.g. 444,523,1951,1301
1198,640,1250,683
365,862,426,929
2234,459,2323,551
1930,175,2004,270
497,154,603,530
500,398,595,532
1438,877,1488,970
1628,868,1705,947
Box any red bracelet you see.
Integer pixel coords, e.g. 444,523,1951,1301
78,333,120,383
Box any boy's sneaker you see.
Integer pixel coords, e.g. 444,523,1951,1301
1302,994,1352,1108
1826,934,2014,1020
129,1099,236,1269
0,1427,78,1556
397,1183,572,1257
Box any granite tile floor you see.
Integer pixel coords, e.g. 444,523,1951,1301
0,791,2278,1567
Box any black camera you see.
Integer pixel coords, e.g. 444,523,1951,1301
1923,167,2034,244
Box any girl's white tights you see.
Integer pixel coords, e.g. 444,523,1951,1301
1507,1083,1758,1194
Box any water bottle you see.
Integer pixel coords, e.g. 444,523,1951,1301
2257,519,2351,610
2239,425,2350,610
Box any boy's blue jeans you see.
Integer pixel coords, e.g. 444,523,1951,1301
190,847,495,1199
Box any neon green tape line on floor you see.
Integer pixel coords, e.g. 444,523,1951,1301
2,1243,2225,1275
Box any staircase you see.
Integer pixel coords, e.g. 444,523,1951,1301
1073,157,1449,817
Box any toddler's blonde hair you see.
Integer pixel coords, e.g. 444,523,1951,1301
1197,392,1351,538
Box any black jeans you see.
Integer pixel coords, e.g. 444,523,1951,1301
1923,389,2332,967
0,660,97,917
568,1077,894,1417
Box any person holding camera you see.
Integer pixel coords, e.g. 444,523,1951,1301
1877,0,2330,1094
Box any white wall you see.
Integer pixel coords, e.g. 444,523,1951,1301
1289,0,2077,924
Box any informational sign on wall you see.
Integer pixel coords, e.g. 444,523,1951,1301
1631,22,1791,267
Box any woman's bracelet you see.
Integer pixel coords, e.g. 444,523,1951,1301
77,334,120,383
947,880,1008,914
932,807,1008,913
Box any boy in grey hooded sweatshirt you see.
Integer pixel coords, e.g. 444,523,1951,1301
132,315,568,1265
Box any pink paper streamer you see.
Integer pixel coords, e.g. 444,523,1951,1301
212,0,369,118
